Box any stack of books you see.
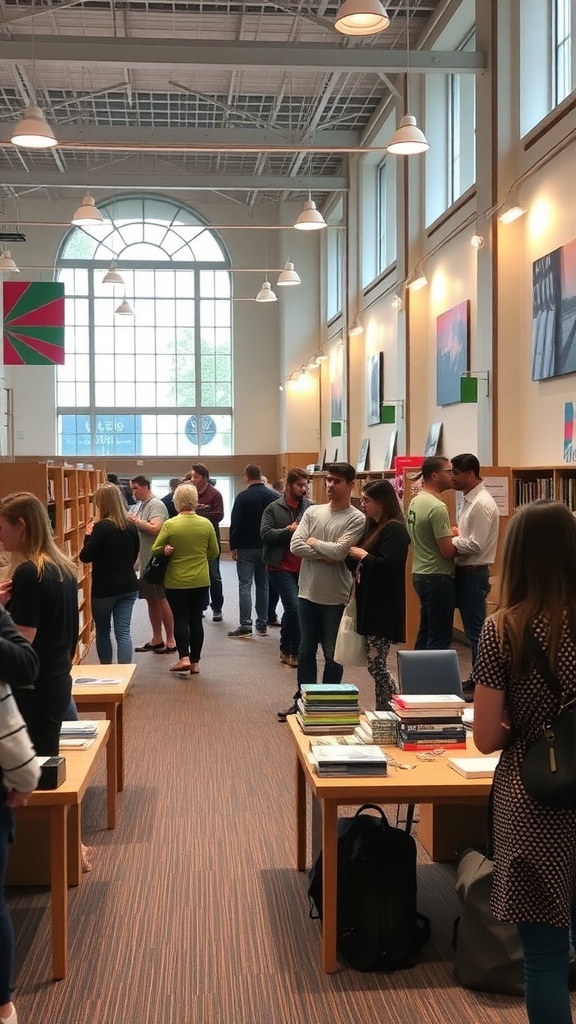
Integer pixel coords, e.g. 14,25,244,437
390,693,467,751
59,719,99,749
297,683,361,735
357,710,398,745
310,742,388,776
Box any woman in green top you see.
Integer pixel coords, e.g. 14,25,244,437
151,484,219,676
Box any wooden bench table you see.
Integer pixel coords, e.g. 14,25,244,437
72,662,136,806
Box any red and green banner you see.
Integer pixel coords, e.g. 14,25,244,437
3,281,65,365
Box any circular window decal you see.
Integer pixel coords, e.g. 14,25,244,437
184,415,217,447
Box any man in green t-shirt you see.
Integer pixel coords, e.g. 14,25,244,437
407,456,457,649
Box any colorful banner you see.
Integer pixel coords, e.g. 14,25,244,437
3,281,65,365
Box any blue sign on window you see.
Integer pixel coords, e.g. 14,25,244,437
60,415,142,456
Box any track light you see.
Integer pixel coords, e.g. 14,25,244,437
255,280,277,302
102,263,125,286
11,105,58,149
471,234,484,249
277,260,301,286
498,197,526,224
349,322,364,337
0,250,19,273
71,193,104,227
406,268,428,291
294,199,327,231
334,0,390,36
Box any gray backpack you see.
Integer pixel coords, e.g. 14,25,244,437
452,849,523,995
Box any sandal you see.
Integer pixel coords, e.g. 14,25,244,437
135,641,165,652
190,664,200,675
169,662,191,673
155,645,177,653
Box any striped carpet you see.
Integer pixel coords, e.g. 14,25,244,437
7,559,531,1024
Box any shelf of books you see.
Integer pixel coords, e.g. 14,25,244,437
0,461,105,661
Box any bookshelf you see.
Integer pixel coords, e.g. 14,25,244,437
0,462,105,661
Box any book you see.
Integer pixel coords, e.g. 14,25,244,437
297,718,356,736
397,722,467,733
59,736,97,749
397,738,467,751
447,756,500,778
73,676,122,685
60,720,99,737
310,743,388,776
392,694,466,711
301,684,359,697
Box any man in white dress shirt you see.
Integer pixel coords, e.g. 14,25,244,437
450,454,499,695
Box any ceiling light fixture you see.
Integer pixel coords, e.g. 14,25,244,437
406,268,428,291
71,192,104,227
277,260,301,286
255,280,277,302
102,262,125,286
294,198,327,231
498,196,526,224
11,105,58,149
0,250,19,273
334,0,390,36
386,1,429,155
115,296,135,316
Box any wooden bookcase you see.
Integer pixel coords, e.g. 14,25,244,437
0,462,105,661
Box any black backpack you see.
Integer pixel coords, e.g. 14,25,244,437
308,804,431,971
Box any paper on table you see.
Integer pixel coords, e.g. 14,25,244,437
59,736,97,749
73,676,122,685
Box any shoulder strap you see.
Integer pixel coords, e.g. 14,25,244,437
525,629,562,698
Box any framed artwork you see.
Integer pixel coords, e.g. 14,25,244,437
424,421,443,457
436,300,470,406
366,351,384,425
357,438,369,472
3,282,65,365
532,239,576,380
383,429,397,471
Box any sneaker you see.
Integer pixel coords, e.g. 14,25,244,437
213,612,223,622
227,626,252,638
277,703,298,722
256,625,267,636
280,651,291,665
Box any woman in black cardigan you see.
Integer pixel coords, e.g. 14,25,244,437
346,480,410,709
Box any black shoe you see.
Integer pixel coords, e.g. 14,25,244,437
256,625,267,636
267,620,281,627
277,703,298,722
213,612,223,622
227,626,252,638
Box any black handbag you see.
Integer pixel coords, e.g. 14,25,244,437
519,631,576,809
142,552,170,585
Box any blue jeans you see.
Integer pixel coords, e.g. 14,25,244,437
517,918,576,1024
203,557,224,613
455,566,490,664
271,570,300,656
236,549,269,629
297,598,345,688
92,591,138,664
412,574,456,650
0,802,15,1005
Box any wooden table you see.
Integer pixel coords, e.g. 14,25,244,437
72,662,136,804
287,717,494,974
12,721,112,979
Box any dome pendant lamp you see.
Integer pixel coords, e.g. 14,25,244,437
71,192,104,227
386,0,429,156
11,105,58,149
277,260,301,286
335,0,390,36
255,280,278,302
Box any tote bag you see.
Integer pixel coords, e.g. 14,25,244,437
334,591,367,667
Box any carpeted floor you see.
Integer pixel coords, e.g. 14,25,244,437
7,559,532,1024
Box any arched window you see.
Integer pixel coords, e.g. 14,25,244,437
56,195,233,456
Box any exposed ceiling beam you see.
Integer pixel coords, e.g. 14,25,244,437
0,36,487,73
0,170,348,190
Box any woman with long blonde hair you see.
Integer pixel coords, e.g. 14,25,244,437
474,500,576,1024
0,491,79,756
79,482,140,665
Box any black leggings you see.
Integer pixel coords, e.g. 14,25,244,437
165,587,208,661
14,677,72,756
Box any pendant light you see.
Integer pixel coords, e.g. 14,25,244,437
0,250,19,273
255,280,277,303
102,263,125,286
11,105,58,149
277,260,301,286
294,198,327,231
71,192,104,227
115,296,135,316
386,1,429,156
335,0,389,36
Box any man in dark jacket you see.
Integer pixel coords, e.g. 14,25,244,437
228,464,277,638
260,468,312,666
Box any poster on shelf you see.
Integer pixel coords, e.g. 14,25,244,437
393,455,424,509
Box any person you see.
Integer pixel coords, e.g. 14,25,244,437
450,453,499,695
79,482,140,664
261,468,313,667
188,465,225,621
278,462,365,721
151,483,219,676
0,492,79,756
345,479,410,710
227,464,277,638
262,476,286,627
473,499,576,1024
161,477,182,519
0,620,41,1024
406,455,457,650
129,475,176,653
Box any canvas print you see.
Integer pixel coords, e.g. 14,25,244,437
357,438,369,472
436,300,470,406
383,429,397,471
3,281,65,365
366,351,384,426
424,421,443,457
532,239,576,380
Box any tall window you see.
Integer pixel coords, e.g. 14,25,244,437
56,195,233,456
326,226,343,321
426,31,476,224
554,0,572,104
